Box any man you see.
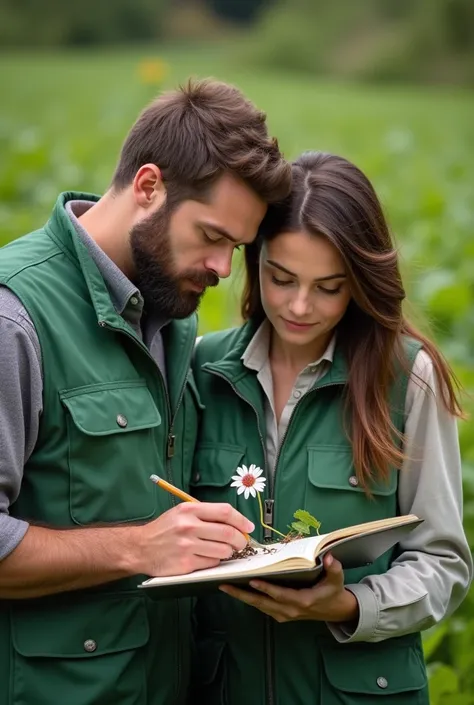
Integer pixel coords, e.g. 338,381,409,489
0,78,291,705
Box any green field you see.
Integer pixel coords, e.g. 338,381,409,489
1,45,474,701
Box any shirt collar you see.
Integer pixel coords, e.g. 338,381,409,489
241,319,271,372
242,319,336,373
66,200,142,317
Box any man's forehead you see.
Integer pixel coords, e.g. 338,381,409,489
205,175,267,241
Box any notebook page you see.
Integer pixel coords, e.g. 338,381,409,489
142,533,327,586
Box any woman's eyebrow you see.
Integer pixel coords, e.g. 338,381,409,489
266,258,346,282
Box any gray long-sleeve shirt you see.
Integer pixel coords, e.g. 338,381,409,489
0,200,168,560
241,320,473,642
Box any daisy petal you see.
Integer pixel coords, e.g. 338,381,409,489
231,475,242,482
237,486,246,495
230,480,241,488
238,465,248,476
248,486,256,498
253,467,263,478
249,464,256,474
244,487,251,499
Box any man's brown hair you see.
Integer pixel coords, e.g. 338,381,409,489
112,78,291,205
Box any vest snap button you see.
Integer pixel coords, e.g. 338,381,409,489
116,414,128,428
376,676,388,689
84,639,97,653
193,473,201,483
348,475,359,487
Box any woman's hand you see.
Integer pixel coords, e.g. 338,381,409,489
219,553,359,624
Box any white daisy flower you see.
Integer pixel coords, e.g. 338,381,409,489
230,464,266,499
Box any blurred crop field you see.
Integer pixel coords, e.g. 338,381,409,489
1,44,474,701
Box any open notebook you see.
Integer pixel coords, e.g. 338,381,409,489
139,514,422,599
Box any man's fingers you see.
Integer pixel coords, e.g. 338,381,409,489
193,538,237,560
183,502,255,535
196,521,248,552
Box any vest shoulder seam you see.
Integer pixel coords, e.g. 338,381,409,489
2,249,64,284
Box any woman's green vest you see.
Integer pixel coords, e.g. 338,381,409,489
0,193,201,705
190,323,429,705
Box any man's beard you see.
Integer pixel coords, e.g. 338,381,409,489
130,205,219,319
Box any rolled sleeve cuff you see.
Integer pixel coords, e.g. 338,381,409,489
326,583,379,643
0,514,29,561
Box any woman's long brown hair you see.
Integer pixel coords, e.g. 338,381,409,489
241,152,463,489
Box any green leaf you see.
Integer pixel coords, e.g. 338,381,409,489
290,521,311,535
293,509,321,531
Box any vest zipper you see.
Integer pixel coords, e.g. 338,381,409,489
205,368,275,705
98,319,176,491
206,367,344,705
271,381,342,495
263,499,275,541
162,371,191,704
200,374,354,705
99,319,193,701
265,382,342,705
166,370,189,457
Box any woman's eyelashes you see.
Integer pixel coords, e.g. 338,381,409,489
271,275,342,295
271,275,293,287
319,285,342,295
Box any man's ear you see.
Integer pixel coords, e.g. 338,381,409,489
133,164,166,210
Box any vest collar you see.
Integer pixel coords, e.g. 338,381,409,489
45,191,124,329
204,319,349,388
45,192,198,406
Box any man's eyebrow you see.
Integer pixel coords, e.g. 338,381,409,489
202,223,239,244
266,259,346,282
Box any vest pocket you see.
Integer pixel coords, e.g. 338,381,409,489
305,446,398,531
60,380,161,525
190,444,246,507
307,446,397,496
320,638,428,704
10,595,150,705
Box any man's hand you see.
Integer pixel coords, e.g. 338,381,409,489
128,502,255,577
0,502,254,599
218,553,359,624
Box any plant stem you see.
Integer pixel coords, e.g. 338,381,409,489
256,493,287,539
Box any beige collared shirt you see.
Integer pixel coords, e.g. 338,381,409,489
242,320,336,478
240,320,472,643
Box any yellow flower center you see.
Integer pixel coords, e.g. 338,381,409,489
242,474,256,487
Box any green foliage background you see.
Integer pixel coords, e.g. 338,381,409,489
0,45,473,702
240,0,474,85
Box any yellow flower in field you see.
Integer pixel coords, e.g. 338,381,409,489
137,59,168,85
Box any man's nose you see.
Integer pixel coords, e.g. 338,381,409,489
205,251,233,279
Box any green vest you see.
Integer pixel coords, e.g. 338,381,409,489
0,193,201,705
190,323,429,705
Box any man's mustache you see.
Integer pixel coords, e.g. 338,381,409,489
186,271,219,289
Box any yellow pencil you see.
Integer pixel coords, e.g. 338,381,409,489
149,474,253,544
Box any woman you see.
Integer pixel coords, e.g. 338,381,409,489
190,152,472,705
